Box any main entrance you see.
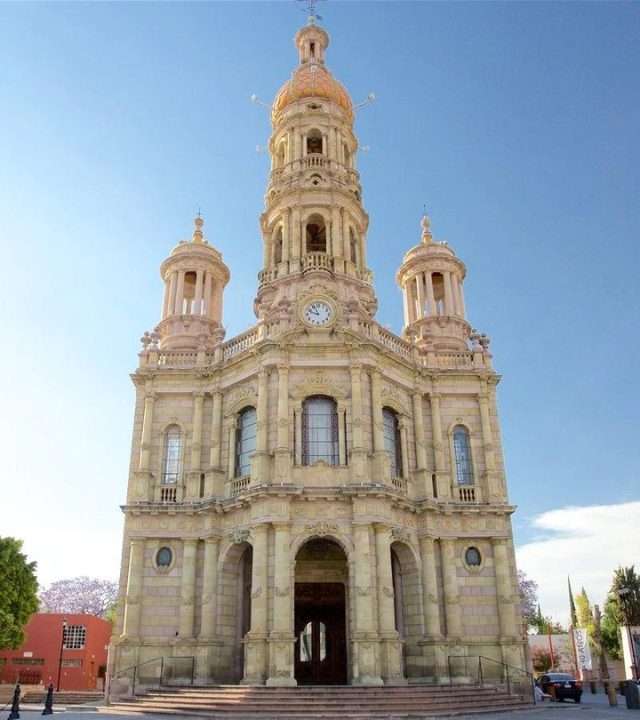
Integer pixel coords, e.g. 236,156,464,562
294,539,349,685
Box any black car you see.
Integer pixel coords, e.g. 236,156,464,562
537,673,582,703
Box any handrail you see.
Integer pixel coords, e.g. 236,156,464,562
112,656,163,680
110,655,195,697
446,654,535,705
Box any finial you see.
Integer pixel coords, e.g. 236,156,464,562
298,0,324,25
193,213,204,243
421,210,432,244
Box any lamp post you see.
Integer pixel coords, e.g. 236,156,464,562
617,588,638,681
56,619,67,691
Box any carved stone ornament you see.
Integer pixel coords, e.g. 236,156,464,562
275,586,290,597
355,586,370,597
251,586,263,599
231,529,250,545
391,527,412,544
382,586,394,598
305,522,339,537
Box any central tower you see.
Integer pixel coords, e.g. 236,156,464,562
256,19,378,326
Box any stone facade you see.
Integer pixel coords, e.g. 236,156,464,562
109,16,525,689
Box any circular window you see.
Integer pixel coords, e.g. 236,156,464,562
465,547,482,567
156,547,173,568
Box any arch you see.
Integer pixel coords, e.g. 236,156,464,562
273,225,283,265
182,270,197,314
290,528,354,563
383,407,403,479
217,540,253,683
302,395,338,466
391,540,424,679
306,128,323,155
235,406,257,478
431,272,445,316
294,537,349,685
305,214,327,253
162,424,183,485
452,424,474,486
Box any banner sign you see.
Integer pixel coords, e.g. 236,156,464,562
573,628,592,671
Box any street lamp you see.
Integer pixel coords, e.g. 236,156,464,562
617,588,638,681
56,619,67,691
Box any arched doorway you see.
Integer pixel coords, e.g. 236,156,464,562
391,541,423,679
294,538,348,685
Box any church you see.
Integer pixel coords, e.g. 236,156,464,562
109,15,525,689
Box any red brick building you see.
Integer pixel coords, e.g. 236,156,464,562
0,614,111,690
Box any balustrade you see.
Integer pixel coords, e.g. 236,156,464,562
160,486,177,503
302,252,333,273
230,476,250,497
457,486,476,503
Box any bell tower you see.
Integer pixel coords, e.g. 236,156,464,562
156,216,230,350
396,215,470,352
254,18,377,325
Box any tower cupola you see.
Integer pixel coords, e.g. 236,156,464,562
396,215,470,351
156,216,230,350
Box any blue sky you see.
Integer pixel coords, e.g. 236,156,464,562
1,1,638,621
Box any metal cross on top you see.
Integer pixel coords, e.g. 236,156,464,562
298,0,325,23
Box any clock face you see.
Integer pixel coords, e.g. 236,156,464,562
304,300,333,327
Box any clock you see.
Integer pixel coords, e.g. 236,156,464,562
303,300,333,327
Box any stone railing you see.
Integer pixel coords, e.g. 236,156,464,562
303,153,329,170
432,351,475,370
157,350,199,368
222,325,262,361
230,476,250,497
392,476,407,493
358,320,413,360
456,486,476,503
159,486,177,503
258,268,278,287
302,252,333,273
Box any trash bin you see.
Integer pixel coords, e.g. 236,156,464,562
624,680,640,710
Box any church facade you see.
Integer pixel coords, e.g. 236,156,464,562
110,18,525,689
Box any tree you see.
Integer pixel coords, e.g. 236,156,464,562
0,537,39,649
39,577,118,618
531,646,553,673
575,587,595,635
518,570,538,629
601,565,640,660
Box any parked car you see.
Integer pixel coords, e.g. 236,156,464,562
537,673,582,703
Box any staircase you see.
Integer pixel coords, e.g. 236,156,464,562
105,684,533,718
22,689,105,706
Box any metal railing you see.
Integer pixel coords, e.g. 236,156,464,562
447,655,535,704
110,655,195,697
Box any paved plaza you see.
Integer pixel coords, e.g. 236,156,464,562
8,690,639,720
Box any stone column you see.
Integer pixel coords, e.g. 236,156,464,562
399,419,410,482
419,536,446,679
493,538,518,640
244,524,269,684
209,391,223,468
138,392,155,473
370,369,387,481
282,210,290,263
415,274,425,319
179,539,198,639
425,272,436,316
342,210,351,273
267,522,296,686
419,536,442,638
412,391,430,497
440,539,462,640
174,270,185,315
337,402,347,466
274,365,290,483
291,208,301,271
332,206,343,270
350,364,366,481
328,128,336,161
293,131,301,162
402,284,410,328
375,524,404,683
200,537,220,639
194,270,204,315
429,392,449,499
458,281,467,317
478,391,496,472
254,368,270,483
122,538,145,638
203,272,213,317
166,271,177,318
293,401,303,465
187,392,204,498
227,423,236,481
443,272,454,316
451,275,462,317
352,523,383,685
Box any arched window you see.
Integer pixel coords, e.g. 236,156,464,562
273,226,283,265
349,228,358,264
432,272,445,316
453,425,474,486
302,396,338,466
235,407,257,478
182,271,197,314
383,408,403,478
162,425,183,484
306,129,323,155
305,215,326,253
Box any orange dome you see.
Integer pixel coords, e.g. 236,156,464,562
272,63,353,123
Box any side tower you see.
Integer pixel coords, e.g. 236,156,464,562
110,15,525,697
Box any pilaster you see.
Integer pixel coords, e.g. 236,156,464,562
178,539,198,639
121,538,145,639
267,522,296,686
243,524,269,684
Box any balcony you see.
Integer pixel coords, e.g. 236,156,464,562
302,252,333,274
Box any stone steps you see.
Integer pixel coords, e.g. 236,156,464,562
22,689,105,705
106,684,532,717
